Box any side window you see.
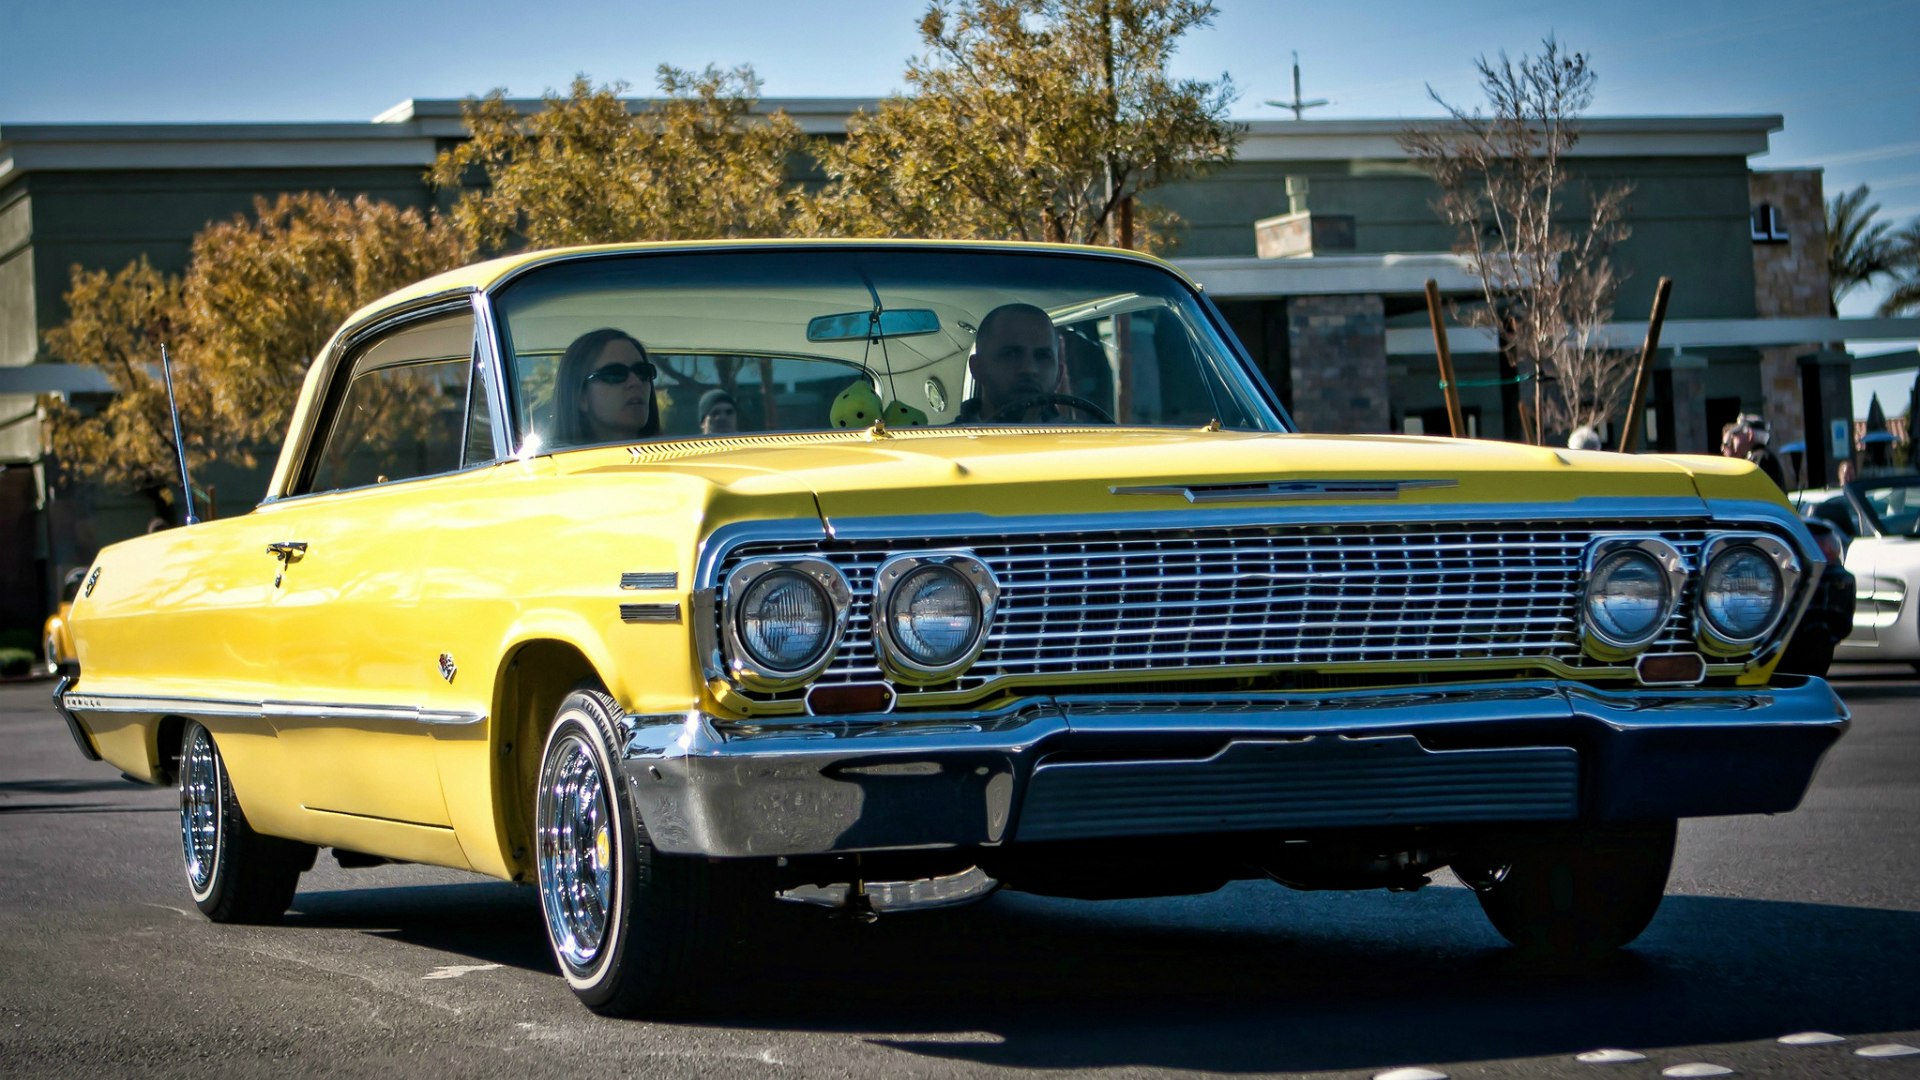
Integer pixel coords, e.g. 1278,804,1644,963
306,311,475,495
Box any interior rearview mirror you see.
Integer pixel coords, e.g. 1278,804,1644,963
807,309,940,342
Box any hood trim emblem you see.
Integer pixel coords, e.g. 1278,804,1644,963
1110,479,1458,503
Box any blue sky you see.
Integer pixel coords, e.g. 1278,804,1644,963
4,0,1915,410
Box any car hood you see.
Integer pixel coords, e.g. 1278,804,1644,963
575,427,1748,526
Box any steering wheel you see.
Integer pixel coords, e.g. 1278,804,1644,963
990,393,1116,425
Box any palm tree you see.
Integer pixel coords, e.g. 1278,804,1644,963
1879,220,1920,316
1828,184,1893,313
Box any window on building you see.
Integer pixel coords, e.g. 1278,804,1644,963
1751,204,1790,243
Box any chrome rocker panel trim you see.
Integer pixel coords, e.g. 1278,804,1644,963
57,688,485,728
618,676,1849,858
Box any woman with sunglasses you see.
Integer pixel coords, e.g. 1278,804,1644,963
553,328,662,446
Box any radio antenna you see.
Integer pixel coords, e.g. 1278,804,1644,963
159,344,199,525
1264,52,1330,120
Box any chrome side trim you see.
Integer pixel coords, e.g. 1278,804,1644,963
63,693,265,719
620,572,678,590
619,603,682,624
271,701,486,727
59,692,484,727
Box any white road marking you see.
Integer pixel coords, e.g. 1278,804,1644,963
1576,1048,1648,1063
1778,1031,1846,1045
202,938,461,1016
1374,1069,1448,1080
421,963,502,980
1856,1044,1920,1058
1661,1065,1735,1077
138,902,197,920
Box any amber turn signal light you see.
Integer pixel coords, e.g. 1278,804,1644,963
1636,652,1706,686
804,682,897,716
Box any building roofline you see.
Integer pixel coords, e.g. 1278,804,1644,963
0,101,1785,183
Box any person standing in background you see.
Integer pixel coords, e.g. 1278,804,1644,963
1722,416,1787,490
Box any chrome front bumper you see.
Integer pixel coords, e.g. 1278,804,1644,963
618,677,1849,858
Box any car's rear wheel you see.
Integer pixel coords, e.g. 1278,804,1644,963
534,688,750,1017
180,721,311,923
1459,820,1675,959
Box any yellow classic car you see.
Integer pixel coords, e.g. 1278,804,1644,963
56,241,1847,1016
43,567,86,674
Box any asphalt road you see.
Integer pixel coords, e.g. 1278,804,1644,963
2,670,1917,1080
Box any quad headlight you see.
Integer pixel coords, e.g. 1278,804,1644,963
722,558,851,689
872,552,1000,683
1580,537,1686,658
1695,534,1800,654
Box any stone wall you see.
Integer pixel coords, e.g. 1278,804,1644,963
1749,169,1830,454
1285,293,1388,433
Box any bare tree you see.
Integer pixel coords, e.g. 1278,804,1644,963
1401,38,1634,444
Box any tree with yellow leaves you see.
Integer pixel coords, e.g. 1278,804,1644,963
44,193,471,510
807,0,1239,250
429,67,809,250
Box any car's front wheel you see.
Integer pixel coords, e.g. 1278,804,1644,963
534,688,751,1017
179,721,311,923
1458,820,1676,959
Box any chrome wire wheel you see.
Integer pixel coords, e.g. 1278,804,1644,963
537,732,616,972
180,724,222,901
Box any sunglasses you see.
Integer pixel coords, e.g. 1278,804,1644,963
584,361,657,386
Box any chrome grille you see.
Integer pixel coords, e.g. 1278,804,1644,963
717,519,1723,703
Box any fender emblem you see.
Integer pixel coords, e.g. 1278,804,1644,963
438,654,457,683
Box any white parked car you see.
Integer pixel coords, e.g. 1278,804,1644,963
1793,473,1920,667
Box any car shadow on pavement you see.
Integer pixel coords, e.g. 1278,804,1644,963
281,876,1920,1073
706,885,1920,1074
0,776,176,815
287,882,555,974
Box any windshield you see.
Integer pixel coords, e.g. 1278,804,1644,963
489,248,1282,451
1850,477,1920,537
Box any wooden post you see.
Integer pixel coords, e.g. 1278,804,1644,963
1424,279,1465,437
1618,276,1673,453
1117,196,1134,250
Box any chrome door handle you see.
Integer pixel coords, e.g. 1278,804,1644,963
267,541,308,587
